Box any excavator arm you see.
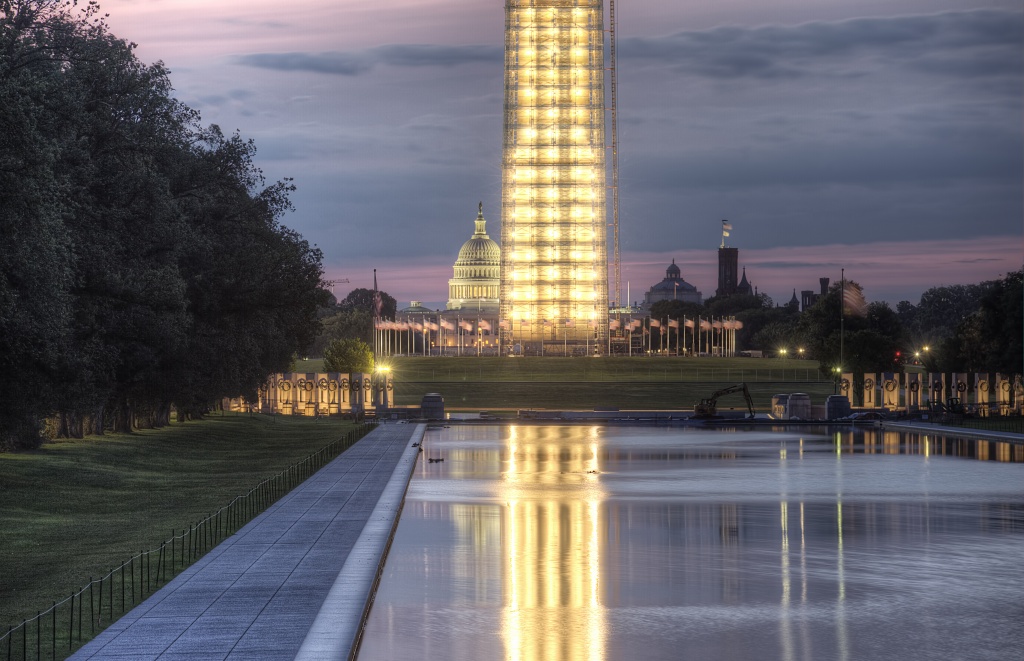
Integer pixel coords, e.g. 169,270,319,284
694,383,756,418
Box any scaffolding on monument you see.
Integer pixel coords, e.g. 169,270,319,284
499,1,610,355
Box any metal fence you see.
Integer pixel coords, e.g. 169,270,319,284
1,422,377,661
397,368,828,383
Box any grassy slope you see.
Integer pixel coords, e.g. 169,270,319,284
0,414,358,627
295,355,833,411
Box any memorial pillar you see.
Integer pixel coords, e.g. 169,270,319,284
863,373,879,408
905,373,921,412
841,372,854,405
881,372,900,411
973,373,990,417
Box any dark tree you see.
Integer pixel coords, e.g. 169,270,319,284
797,282,905,377
0,1,327,446
339,287,397,320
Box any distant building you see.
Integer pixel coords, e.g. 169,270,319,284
717,247,739,297
736,267,753,296
447,203,500,313
642,259,702,308
801,277,830,311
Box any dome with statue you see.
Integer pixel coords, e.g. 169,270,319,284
642,259,703,308
447,203,500,312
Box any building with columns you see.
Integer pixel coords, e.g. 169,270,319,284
447,203,500,313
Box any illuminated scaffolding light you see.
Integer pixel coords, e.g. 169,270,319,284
500,0,609,350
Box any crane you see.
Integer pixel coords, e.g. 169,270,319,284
323,278,349,296
693,383,756,419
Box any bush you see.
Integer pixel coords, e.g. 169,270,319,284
323,338,374,373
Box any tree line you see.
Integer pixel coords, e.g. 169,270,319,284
1,1,327,449
648,270,1022,377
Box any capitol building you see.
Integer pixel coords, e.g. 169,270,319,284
447,203,500,313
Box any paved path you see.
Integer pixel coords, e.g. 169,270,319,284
71,423,426,661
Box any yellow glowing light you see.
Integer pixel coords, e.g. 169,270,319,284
501,0,608,350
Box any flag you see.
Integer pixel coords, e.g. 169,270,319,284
722,220,733,231
521,320,531,328
668,319,679,329
609,319,621,330
842,282,868,317
712,320,723,330
684,319,695,329
440,319,455,331
543,319,552,327
411,322,422,331
700,320,712,330
459,320,473,331
565,319,575,328
479,320,492,331
372,269,382,319
499,320,510,329
649,318,661,328
722,230,730,237
588,320,597,328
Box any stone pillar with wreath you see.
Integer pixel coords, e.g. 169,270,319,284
881,372,900,411
863,373,878,408
905,373,922,412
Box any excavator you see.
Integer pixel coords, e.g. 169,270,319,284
693,383,756,419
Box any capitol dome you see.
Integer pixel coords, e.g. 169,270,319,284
447,203,500,312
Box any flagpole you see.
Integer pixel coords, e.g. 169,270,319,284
840,268,845,373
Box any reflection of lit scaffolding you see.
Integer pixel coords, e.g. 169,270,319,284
500,1,609,354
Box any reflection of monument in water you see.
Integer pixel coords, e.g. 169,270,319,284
499,425,606,661
445,425,608,660
499,0,610,355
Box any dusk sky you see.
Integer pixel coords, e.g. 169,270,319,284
103,0,1022,308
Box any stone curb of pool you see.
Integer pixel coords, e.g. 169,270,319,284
295,423,426,661
883,421,1024,444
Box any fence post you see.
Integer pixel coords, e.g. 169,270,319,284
88,581,93,634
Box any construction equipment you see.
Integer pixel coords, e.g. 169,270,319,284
694,383,756,419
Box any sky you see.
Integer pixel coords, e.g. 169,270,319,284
102,0,1023,308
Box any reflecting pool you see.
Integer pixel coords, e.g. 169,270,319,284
357,426,1024,661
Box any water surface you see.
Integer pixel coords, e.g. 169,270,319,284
358,425,1024,661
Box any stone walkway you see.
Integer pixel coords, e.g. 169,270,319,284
70,423,426,661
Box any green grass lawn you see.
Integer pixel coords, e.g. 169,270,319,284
294,355,832,411
0,414,359,630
